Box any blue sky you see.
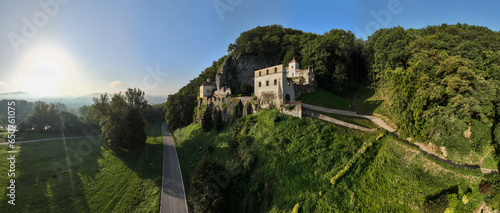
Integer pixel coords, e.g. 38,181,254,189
0,0,498,98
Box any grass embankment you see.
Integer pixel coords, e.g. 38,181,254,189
174,110,485,212
298,87,353,111
0,123,163,212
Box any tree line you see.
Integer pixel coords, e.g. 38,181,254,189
5,88,165,152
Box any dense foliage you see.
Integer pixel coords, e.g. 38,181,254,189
0,100,34,128
164,57,227,130
92,88,148,151
145,103,165,124
229,25,366,94
365,24,500,158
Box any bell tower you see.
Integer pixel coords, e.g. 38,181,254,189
288,58,299,77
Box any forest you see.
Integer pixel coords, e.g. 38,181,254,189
165,24,500,158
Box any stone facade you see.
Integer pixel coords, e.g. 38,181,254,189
287,59,316,86
254,59,315,108
199,79,216,98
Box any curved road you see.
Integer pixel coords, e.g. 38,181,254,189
160,123,188,213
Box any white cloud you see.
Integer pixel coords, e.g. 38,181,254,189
110,80,122,88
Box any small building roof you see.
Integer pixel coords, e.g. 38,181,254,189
289,58,296,63
201,80,216,86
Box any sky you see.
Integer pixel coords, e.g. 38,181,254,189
0,0,498,99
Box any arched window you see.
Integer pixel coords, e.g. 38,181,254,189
266,69,269,75
274,67,277,73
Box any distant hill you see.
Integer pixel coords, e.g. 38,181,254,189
0,91,29,96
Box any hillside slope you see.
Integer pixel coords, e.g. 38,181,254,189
173,110,486,212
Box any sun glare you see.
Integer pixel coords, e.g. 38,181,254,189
14,43,81,97
28,59,63,97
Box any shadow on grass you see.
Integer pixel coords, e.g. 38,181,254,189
0,130,104,212
111,122,164,187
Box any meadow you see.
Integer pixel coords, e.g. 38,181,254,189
173,110,486,212
0,123,163,212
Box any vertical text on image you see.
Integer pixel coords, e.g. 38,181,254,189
6,101,17,205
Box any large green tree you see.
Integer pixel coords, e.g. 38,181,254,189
92,88,148,151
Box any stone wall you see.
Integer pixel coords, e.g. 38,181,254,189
281,103,302,118
197,96,255,123
302,108,376,132
294,85,316,99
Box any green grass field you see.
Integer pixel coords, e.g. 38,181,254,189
298,87,353,111
174,110,485,212
0,123,163,212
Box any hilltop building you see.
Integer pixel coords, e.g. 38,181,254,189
199,79,216,98
254,59,316,107
199,58,316,108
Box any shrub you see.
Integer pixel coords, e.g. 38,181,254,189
189,157,230,212
201,107,213,132
479,181,492,195
292,203,300,213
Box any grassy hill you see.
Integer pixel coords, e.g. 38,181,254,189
0,123,163,212
173,110,486,212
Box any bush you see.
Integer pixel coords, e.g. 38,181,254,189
201,107,213,132
292,203,300,213
189,157,230,213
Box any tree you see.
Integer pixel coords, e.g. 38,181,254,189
78,105,89,117
189,156,229,213
61,111,85,133
27,102,62,132
214,109,224,131
92,88,148,151
201,106,214,132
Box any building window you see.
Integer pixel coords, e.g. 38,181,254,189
266,69,269,75
207,89,210,93
275,67,277,73
274,79,277,85
266,81,269,86
259,71,261,76
287,81,290,86
292,66,294,69
258,82,261,87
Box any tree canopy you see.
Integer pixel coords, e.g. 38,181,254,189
92,88,148,151
366,24,500,155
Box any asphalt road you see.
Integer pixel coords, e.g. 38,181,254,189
160,123,188,213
